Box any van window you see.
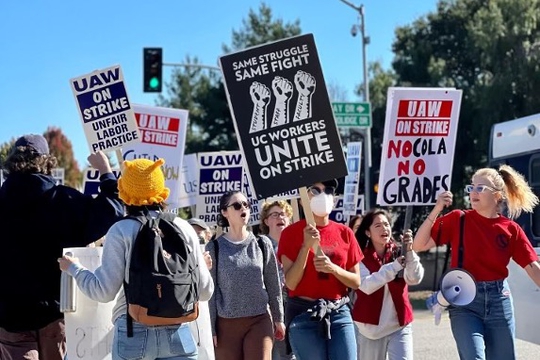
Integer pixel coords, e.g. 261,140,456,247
530,157,540,238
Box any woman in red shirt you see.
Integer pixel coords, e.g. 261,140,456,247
277,179,363,360
414,165,540,360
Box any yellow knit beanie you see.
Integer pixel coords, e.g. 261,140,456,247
118,158,170,206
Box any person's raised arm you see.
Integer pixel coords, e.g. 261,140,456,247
413,191,453,252
281,224,318,291
87,151,113,175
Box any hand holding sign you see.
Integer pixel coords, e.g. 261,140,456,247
299,186,324,256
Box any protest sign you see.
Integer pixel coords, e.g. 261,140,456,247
261,189,299,202
52,168,65,185
178,153,199,208
343,142,362,216
377,87,462,206
121,104,188,209
220,33,347,199
82,168,121,197
330,195,365,224
195,151,244,225
243,170,261,225
70,65,140,154
63,247,114,360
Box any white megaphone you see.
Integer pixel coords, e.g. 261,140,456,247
438,268,477,307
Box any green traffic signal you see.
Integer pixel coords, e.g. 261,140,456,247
149,77,160,89
143,48,163,93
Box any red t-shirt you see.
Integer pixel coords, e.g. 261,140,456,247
277,219,363,300
431,209,538,281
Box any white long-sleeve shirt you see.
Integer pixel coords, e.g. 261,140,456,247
67,215,214,323
355,251,424,340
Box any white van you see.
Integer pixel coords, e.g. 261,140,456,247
489,114,540,345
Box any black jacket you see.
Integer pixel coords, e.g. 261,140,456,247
0,172,124,331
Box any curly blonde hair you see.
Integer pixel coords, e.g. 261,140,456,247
474,164,539,219
259,200,293,234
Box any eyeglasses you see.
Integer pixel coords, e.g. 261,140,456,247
227,201,250,211
308,186,336,196
267,211,287,219
465,184,497,194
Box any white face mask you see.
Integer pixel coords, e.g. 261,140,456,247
310,193,334,217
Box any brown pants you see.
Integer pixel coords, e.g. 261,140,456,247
216,313,273,360
0,319,66,360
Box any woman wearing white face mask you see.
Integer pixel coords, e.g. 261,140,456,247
277,179,363,360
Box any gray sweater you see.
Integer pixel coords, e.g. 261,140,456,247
206,233,283,335
67,215,214,323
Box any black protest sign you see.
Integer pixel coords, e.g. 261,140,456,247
220,33,347,199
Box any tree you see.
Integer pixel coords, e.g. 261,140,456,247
0,138,15,169
0,128,82,188
364,0,540,226
158,2,302,154
44,127,82,188
391,0,540,204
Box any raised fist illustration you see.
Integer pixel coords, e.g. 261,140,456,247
250,81,271,107
249,81,270,133
272,76,293,102
294,70,316,96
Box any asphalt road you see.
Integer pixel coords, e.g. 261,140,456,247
412,309,540,360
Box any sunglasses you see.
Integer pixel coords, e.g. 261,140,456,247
267,211,287,219
308,186,336,196
465,184,497,194
227,201,250,211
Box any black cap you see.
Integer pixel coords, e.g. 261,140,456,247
321,178,338,189
188,218,209,230
14,134,49,155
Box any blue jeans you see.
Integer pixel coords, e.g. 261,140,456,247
112,315,197,360
449,280,515,360
288,305,356,360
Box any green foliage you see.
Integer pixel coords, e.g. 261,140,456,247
368,0,540,228
158,2,302,154
0,138,16,169
0,129,82,188
44,127,82,188
223,2,301,53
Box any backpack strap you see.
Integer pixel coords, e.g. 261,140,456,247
457,211,466,268
122,212,154,338
256,235,268,290
213,238,219,290
257,236,267,266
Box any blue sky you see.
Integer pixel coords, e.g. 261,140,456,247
0,0,437,166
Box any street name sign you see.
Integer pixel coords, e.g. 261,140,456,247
332,102,371,127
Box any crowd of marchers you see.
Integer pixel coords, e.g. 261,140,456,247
1,133,540,360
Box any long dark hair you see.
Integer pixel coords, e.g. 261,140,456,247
355,208,394,252
348,214,363,230
216,190,242,228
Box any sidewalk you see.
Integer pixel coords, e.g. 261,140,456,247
413,309,540,359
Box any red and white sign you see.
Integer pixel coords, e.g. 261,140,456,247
377,87,462,206
122,104,189,209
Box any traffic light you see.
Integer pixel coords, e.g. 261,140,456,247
143,48,163,93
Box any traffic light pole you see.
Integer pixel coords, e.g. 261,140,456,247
340,0,372,209
162,63,221,73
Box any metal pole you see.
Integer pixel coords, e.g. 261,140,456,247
359,5,371,209
339,0,371,209
162,63,221,72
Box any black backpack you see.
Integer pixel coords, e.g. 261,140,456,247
123,211,200,336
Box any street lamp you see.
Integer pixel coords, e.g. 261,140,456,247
339,0,372,209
